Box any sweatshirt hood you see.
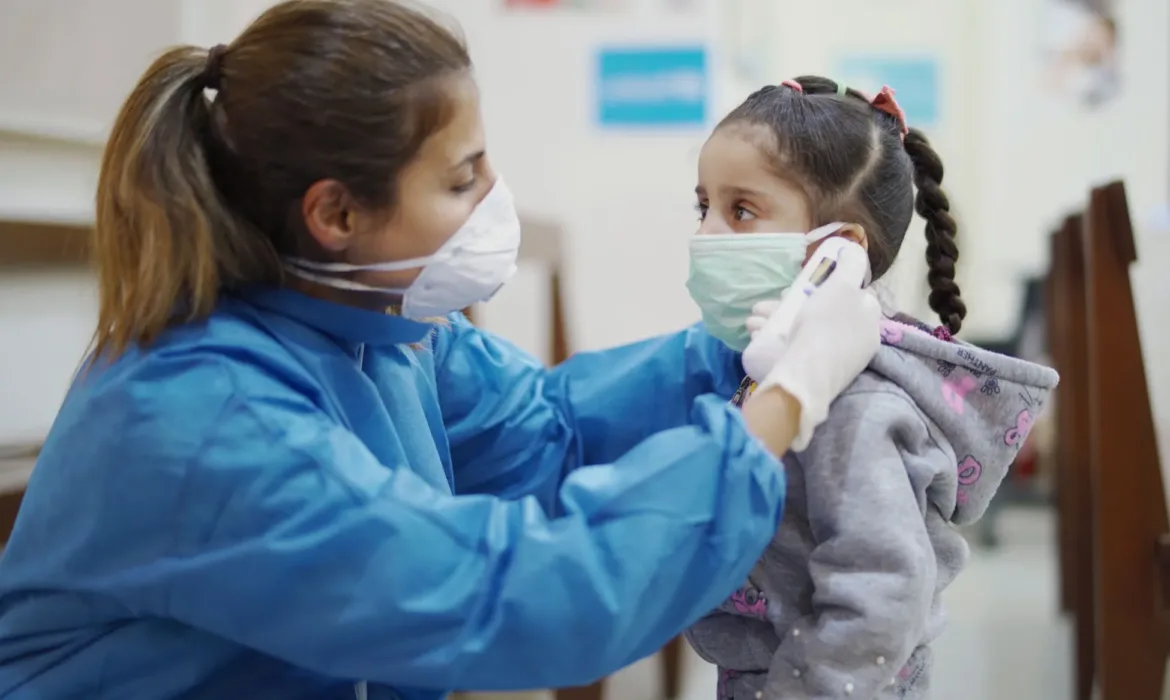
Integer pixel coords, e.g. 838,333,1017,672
871,315,1060,525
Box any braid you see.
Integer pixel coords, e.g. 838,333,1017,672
903,128,965,334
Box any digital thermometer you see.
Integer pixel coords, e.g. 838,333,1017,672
741,237,872,381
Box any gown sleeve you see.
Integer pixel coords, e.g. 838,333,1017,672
433,313,744,506
114,356,783,691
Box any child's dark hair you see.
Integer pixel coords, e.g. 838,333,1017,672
718,75,966,334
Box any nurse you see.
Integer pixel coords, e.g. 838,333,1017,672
0,1,879,698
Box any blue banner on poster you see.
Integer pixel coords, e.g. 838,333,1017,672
835,56,940,128
595,46,708,128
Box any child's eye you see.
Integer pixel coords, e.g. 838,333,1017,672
695,202,708,221
733,205,756,221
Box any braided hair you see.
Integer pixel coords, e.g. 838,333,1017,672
717,75,966,333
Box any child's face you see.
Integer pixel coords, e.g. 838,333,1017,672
695,125,812,237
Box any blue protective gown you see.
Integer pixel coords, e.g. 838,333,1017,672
0,287,785,699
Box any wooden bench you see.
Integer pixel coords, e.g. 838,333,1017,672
1049,212,1094,700
1050,181,1170,699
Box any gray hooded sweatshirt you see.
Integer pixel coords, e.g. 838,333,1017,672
686,315,1059,700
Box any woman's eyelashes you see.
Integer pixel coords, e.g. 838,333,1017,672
450,176,477,194
695,201,709,221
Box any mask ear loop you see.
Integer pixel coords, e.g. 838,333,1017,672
284,254,436,274
804,222,846,244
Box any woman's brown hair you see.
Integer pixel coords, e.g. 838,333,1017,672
92,0,470,360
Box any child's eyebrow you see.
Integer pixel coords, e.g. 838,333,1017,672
722,185,766,200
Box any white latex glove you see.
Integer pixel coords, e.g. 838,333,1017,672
745,244,882,450
742,299,784,382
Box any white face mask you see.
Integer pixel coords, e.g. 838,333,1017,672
284,177,522,319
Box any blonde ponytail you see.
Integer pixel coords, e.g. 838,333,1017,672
91,46,277,361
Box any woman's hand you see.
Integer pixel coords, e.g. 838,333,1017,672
740,386,802,457
742,244,882,452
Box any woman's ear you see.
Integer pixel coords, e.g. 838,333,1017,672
302,179,358,253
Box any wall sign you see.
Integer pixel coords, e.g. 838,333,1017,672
595,46,708,128
835,55,941,129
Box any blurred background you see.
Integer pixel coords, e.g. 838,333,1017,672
1,0,1168,698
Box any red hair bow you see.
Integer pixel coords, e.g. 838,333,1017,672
869,85,909,140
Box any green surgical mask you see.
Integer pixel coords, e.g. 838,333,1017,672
686,223,843,351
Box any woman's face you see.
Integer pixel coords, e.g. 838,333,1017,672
302,74,495,300
694,124,812,237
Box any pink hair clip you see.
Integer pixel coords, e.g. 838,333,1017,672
870,85,909,140
779,79,803,93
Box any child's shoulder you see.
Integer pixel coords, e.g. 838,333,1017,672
802,367,954,473
834,368,931,427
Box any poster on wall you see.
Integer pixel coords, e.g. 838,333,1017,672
1036,0,1119,108
834,55,940,130
594,45,709,129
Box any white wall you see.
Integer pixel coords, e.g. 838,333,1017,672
972,0,1168,337
2,0,1168,446
0,1,183,443
184,0,723,356
756,0,1169,459
0,0,183,141
0,271,98,443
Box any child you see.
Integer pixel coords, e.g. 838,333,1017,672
683,76,1059,699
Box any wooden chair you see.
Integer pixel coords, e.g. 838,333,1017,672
1082,181,1170,699
0,219,89,544
0,444,36,543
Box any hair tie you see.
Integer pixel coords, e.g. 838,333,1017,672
202,44,227,91
779,79,803,93
870,85,910,141
836,83,847,96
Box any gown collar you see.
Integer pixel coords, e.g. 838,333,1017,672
238,287,435,346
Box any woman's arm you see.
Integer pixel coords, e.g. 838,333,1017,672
438,238,879,510
103,357,785,690
433,313,744,506
763,392,939,699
